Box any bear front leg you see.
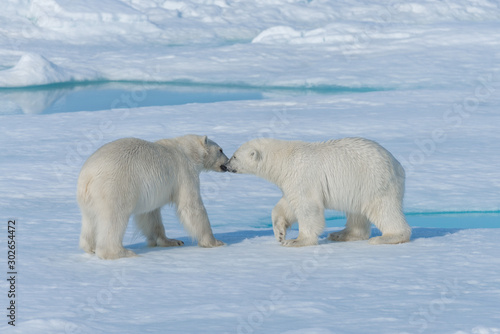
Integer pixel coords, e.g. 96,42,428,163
282,202,324,247
328,213,371,242
176,189,224,248
272,197,296,243
273,216,287,243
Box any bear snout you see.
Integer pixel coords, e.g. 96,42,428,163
221,162,237,173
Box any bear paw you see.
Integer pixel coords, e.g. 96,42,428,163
282,238,318,247
80,242,95,254
276,231,285,243
273,228,286,243
369,234,410,245
328,229,370,242
150,237,184,247
198,238,225,248
96,247,138,260
273,218,288,243
273,225,287,243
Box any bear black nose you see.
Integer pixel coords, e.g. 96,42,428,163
220,164,228,172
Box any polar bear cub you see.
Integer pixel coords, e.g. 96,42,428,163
223,137,411,247
77,135,228,259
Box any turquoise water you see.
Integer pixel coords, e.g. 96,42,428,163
405,212,500,229
0,81,384,114
0,82,263,114
325,212,500,229
255,212,500,230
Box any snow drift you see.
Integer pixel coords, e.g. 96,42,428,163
0,53,99,87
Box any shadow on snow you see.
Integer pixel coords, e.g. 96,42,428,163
126,227,462,255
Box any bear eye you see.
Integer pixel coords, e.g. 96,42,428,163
219,148,223,153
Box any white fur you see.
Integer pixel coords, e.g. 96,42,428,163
224,137,411,247
77,135,228,259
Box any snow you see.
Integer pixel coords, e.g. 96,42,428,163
0,0,500,333
0,54,100,88
1,0,500,89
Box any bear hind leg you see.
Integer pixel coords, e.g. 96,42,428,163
95,213,137,260
79,209,96,254
134,209,184,247
366,200,411,245
328,213,370,242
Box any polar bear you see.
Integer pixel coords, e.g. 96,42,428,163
222,137,411,247
77,135,228,259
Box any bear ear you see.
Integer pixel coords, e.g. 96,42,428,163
201,135,208,146
250,149,261,161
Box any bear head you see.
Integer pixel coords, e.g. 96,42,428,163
169,135,228,173
200,135,229,172
221,140,262,174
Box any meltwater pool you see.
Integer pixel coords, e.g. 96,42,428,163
0,81,384,114
0,81,264,114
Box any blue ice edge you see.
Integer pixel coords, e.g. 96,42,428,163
326,210,500,229
254,210,500,229
0,78,389,94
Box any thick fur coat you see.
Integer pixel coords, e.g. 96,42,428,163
223,137,411,246
77,135,228,259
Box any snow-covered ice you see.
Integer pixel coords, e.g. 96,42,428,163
0,53,100,88
0,0,499,333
